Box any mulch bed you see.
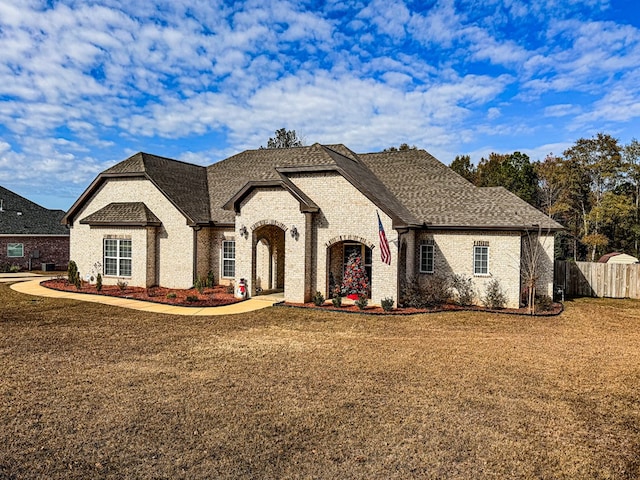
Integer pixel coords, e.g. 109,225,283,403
281,300,564,316
41,279,242,307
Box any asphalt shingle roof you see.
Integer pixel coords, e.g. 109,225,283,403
68,144,564,232
0,186,68,235
79,202,162,226
103,152,210,224
359,150,563,230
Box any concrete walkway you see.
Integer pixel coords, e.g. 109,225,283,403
0,272,57,282
9,278,279,316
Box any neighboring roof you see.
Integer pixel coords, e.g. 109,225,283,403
360,150,564,230
79,202,162,227
0,186,69,236
598,252,639,264
64,152,209,226
66,144,564,232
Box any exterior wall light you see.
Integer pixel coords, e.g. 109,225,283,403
239,225,248,239
290,225,299,240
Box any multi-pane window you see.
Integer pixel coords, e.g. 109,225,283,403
7,243,24,258
104,239,132,277
222,240,235,278
420,244,435,273
473,245,489,275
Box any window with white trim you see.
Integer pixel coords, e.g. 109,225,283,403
473,245,489,275
7,243,24,258
419,244,435,273
222,240,235,278
104,239,132,277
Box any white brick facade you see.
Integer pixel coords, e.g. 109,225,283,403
69,178,194,288
68,165,556,310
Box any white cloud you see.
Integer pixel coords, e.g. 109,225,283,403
1,0,640,209
487,107,501,119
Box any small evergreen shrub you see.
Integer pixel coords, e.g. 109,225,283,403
355,294,368,310
146,286,157,297
186,295,199,303
451,274,475,306
206,270,215,288
117,279,128,291
95,273,103,292
194,277,204,294
381,297,394,311
535,294,553,312
9,264,21,273
67,261,80,288
331,295,343,308
166,292,177,299
312,291,325,306
482,278,507,309
226,282,235,294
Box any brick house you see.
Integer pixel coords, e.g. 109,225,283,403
62,144,563,307
0,186,69,271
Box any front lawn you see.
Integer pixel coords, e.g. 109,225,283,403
1,283,639,479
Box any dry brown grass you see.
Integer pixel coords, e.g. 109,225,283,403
1,282,639,479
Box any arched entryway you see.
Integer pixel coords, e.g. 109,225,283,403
327,240,373,298
253,224,285,295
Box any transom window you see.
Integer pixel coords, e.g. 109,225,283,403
104,239,132,277
473,245,489,275
222,240,235,278
420,244,435,273
7,243,24,258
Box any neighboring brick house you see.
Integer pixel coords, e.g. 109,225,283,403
62,144,563,307
0,186,69,271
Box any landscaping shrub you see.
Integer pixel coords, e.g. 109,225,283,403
400,274,451,308
381,297,394,312
194,277,204,294
186,295,199,303
9,264,21,273
331,295,343,308
451,274,475,306
67,261,80,288
482,278,507,309
95,273,103,292
226,282,235,295
355,294,368,310
166,292,177,299
535,294,554,312
312,291,325,306
206,270,215,288
117,279,128,291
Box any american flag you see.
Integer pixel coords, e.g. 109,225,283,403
377,211,391,265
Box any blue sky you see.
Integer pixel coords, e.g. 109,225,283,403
1,0,640,210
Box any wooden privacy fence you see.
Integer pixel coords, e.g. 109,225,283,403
555,260,640,299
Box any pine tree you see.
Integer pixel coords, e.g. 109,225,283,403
341,252,369,297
